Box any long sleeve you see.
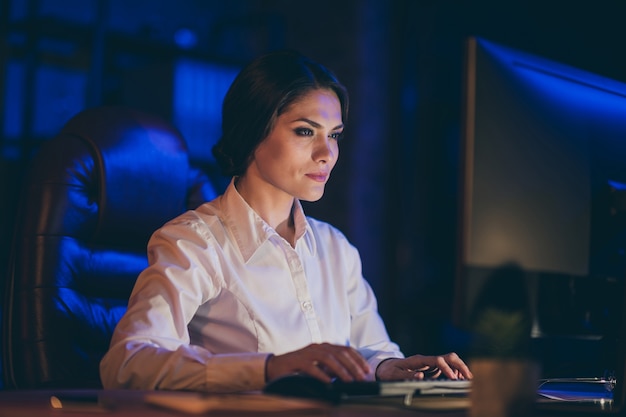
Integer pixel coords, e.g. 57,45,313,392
99,217,269,392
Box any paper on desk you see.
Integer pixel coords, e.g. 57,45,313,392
144,391,328,414
537,379,614,402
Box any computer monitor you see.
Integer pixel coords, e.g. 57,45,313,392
454,37,626,378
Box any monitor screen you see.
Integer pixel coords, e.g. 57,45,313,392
454,37,626,376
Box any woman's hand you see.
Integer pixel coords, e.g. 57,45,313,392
375,352,473,381
266,343,371,383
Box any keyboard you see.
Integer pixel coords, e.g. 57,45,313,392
333,378,471,398
263,374,471,405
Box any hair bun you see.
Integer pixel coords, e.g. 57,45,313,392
211,142,236,177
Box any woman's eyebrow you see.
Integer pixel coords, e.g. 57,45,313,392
292,117,344,130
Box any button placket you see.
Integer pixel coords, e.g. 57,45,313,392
282,242,321,341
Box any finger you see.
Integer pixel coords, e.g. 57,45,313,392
434,353,472,380
404,366,440,380
457,361,473,379
335,345,371,380
421,367,441,379
423,368,442,379
386,364,424,381
433,358,460,380
316,345,369,382
305,360,335,383
444,353,473,379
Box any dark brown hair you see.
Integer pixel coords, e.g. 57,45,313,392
212,50,349,177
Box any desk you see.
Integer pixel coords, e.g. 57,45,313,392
0,389,605,416
0,389,468,417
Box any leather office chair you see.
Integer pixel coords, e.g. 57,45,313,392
2,106,222,389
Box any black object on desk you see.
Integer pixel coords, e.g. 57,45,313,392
264,374,342,403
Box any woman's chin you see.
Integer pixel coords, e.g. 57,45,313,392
300,191,325,203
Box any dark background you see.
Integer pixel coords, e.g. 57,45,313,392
1,0,626,370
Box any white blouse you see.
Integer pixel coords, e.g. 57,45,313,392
99,179,402,392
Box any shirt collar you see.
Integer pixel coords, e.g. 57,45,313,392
221,179,317,262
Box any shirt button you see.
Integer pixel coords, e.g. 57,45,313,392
302,301,313,311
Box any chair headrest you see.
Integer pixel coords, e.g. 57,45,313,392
28,106,198,246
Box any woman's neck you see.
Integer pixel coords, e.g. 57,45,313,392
234,176,296,246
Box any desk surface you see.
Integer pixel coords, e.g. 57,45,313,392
0,388,610,417
0,389,467,417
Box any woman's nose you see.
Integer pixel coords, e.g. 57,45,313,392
313,137,337,163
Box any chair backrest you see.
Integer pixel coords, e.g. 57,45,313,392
2,106,222,389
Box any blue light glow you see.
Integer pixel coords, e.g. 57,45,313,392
173,59,239,162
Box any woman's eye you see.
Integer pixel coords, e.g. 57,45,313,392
330,131,344,141
294,127,314,136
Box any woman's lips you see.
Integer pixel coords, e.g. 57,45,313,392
306,173,328,182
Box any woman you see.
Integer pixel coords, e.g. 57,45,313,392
99,50,472,393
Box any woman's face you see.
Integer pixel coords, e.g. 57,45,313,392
248,88,343,202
